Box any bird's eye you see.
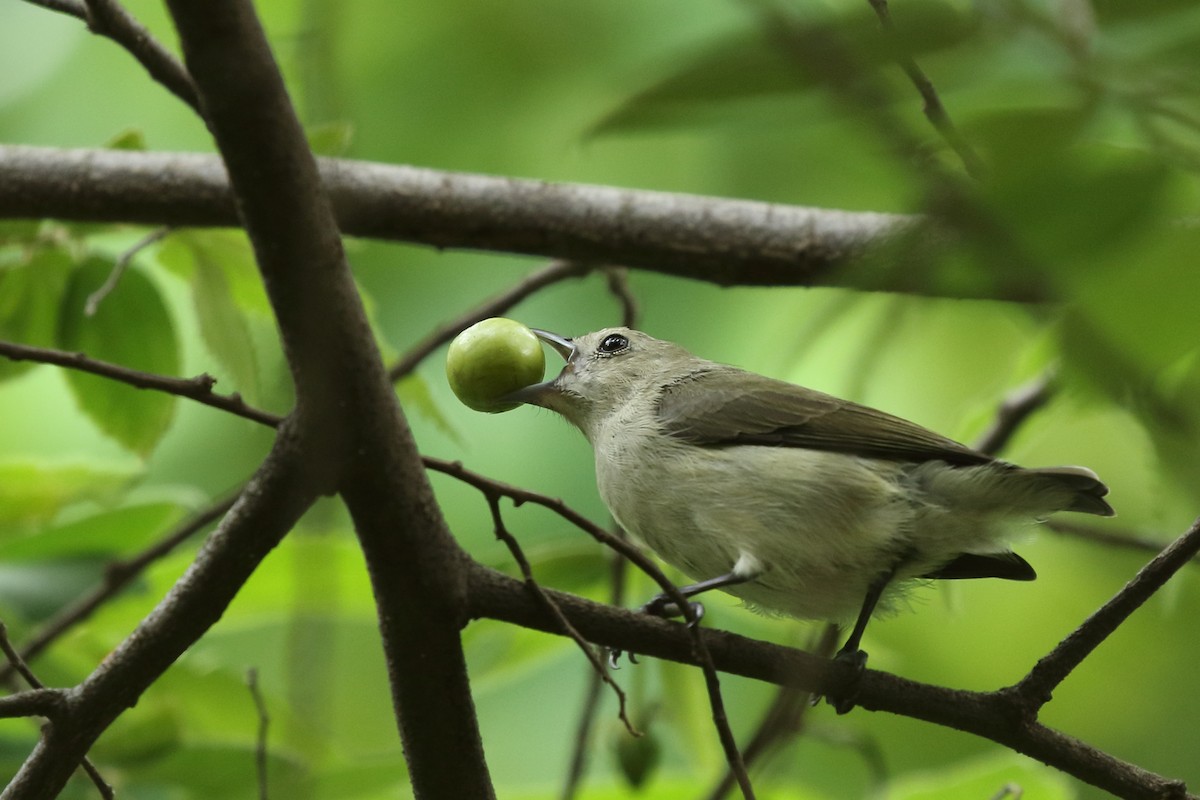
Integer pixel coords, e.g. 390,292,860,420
597,333,629,355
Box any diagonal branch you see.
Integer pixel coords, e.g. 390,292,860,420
159,2,495,799
1015,516,1200,711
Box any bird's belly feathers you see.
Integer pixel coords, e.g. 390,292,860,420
595,437,920,621
593,434,1033,622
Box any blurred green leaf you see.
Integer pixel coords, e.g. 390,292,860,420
0,560,106,620
591,0,976,136
158,230,272,317
0,501,185,560
612,713,661,790
307,120,355,156
0,245,72,383
0,459,140,530
55,256,181,457
887,751,1074,800
192,243,262,402
104,128,147,151
90,702,183,767
397,373,460,444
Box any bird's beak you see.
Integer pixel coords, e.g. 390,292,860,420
499,329,574,407
531,329,574,361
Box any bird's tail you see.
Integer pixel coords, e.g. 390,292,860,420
1025,466,1115,517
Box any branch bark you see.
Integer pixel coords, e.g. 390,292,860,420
0,144,925,291
466,563,1194,800
158,1,495,797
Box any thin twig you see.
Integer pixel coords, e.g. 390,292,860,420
1016,516,1200,710
0,339,283,427
603,267,639,329
865,0,987,180
23,0,201,112
387,260,590,382
0,621,114,799
562,536,629,800
972,371,1056,457
85,226,173,316
0,688,69,719
246,668,270,800
483,494,637,736
703,624,839,800
1046,520,1198,564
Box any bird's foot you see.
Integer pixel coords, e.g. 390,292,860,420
822,648,868,715
608,596,706,668
640,594,706,626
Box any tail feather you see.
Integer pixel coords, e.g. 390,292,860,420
1028,466,1115,517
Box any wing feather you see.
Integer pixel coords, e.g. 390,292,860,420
656,368,993,466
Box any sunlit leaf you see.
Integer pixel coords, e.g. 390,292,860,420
55,256,181,457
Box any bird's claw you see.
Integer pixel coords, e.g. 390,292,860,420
607,648,639,669
640,594,706,625
608,595,707,668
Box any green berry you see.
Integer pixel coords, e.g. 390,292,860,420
446,318,545,413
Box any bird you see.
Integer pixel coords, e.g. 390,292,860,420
505,327,1113,702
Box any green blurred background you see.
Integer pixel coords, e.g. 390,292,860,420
1,0,1199,797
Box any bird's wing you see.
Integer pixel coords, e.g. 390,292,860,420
656,367,993,466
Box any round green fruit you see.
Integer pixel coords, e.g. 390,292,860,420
446,318,545,413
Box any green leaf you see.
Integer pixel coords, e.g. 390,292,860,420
158,230,272,317
306,120,355,156
55,256,181,457
0,560,108,620
590,1,976,136
0,459,141,531
887,751,1074,800
0,501,186,560
104,128,147,151
193,245,262,402
0,246,72,383
397,373,461,443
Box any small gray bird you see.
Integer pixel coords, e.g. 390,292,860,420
506,327,1113,679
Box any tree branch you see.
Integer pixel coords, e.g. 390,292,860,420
159,2,495,798
466,563,1195,800
1015,517,1200,711
0,339,281,427
0,144,931,292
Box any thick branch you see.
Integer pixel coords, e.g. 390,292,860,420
159,1,494,798
467,563,1193,800
0,144,920,290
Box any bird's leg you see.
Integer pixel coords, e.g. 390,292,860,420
610,553,763,668
640,552,764,622
826,565,897,714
